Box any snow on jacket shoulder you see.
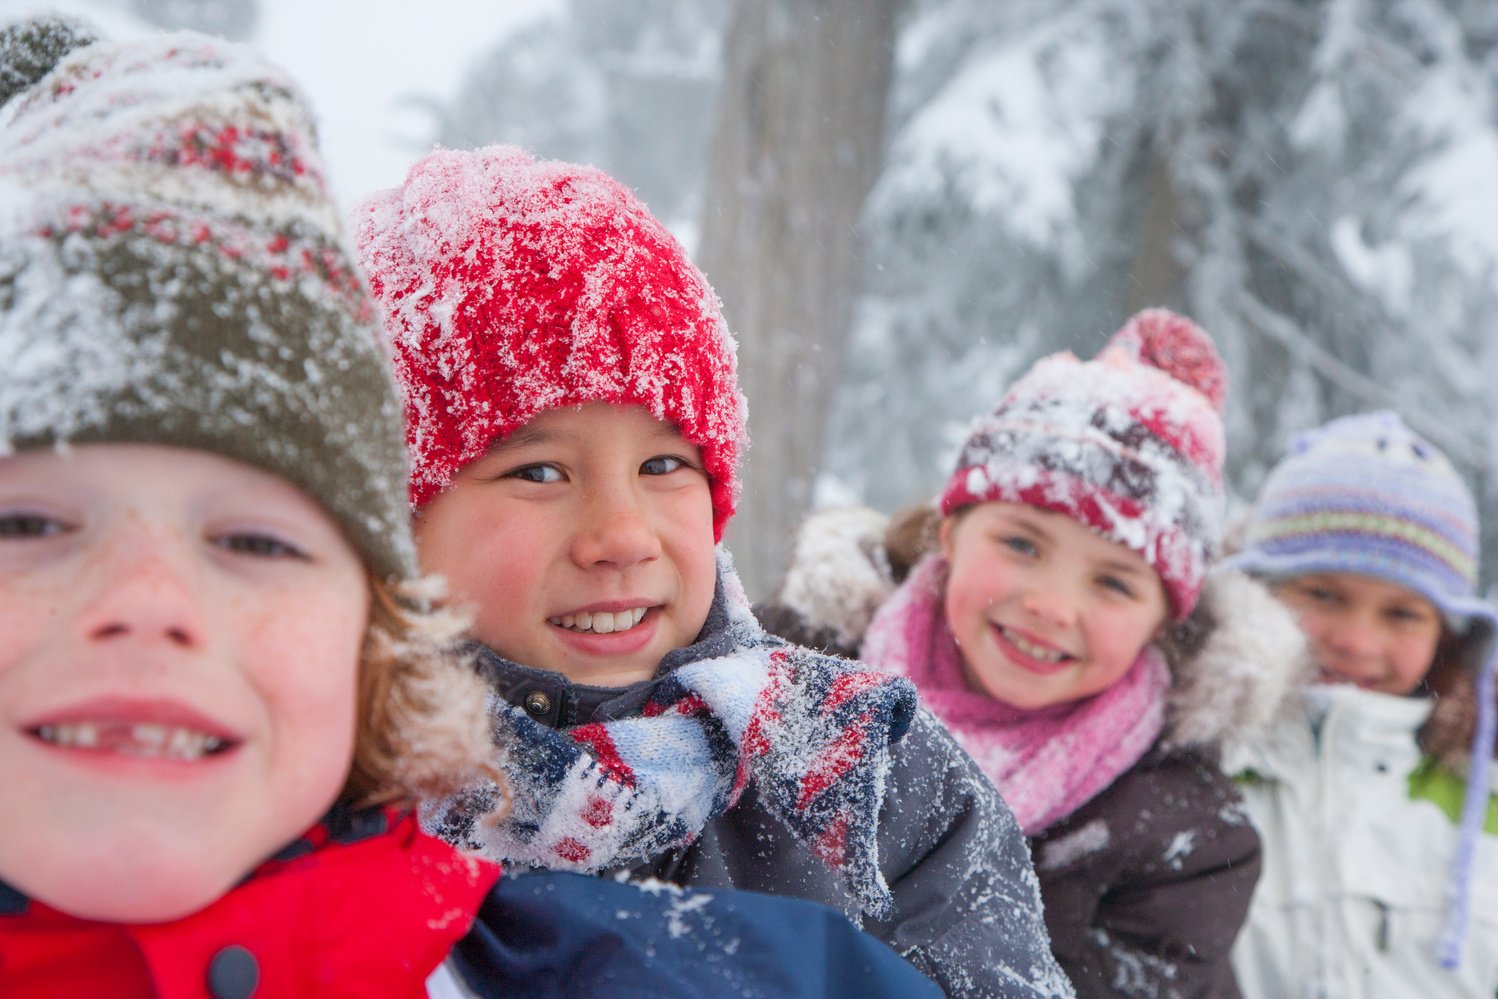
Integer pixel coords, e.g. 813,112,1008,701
640,705,1074,998
1225,685,1498,999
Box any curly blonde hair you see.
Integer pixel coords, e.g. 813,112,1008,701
342,573,506,812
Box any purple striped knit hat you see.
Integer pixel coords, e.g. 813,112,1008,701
1225,410,1495,970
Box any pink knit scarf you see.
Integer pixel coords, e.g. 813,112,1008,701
862,554,1169,835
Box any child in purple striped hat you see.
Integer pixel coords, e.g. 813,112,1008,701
1224,410,1498,997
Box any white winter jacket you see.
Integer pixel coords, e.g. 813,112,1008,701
1226,684,1498,999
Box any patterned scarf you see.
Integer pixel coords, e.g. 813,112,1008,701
862,554,1168,835
426,564,918,920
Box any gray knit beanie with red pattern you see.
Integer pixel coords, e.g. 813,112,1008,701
0,17,414,581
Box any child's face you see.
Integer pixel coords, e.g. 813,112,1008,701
0,445,369,923
414,402,717,687
1273,572,1442,695
940,502,1169,711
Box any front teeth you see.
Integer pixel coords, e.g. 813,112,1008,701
35,722,227,761
1000,626,1069,663
549,607,649,635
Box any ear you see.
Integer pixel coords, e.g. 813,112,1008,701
938,515,956,561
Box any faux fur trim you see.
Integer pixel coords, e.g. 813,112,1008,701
774,506,897,650
1161,570,1313,748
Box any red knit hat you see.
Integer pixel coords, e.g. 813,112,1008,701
940,309,1227,619
352,145,747,540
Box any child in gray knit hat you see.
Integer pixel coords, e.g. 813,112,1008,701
0,17,945,998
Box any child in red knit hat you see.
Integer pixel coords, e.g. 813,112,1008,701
760,310,1305,998
354,144,1072,998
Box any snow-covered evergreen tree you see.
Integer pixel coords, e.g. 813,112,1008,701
833,0,1498,585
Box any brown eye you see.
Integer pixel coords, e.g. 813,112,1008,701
641,455,688,475
217,532,307,560
506,463,563,484
0,513,66,538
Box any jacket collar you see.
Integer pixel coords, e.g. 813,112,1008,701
0,809,499,998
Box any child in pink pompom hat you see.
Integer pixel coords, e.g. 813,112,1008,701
761,309,1305,998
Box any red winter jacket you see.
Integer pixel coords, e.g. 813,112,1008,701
0,809,498,998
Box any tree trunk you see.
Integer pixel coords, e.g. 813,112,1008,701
697,0,898,599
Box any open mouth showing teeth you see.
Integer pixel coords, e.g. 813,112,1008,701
31,722,233,762
548,607,649,635
998,626,1072,664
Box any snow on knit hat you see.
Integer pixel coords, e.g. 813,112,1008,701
352,145,747,540
940,308,1227,619
0,18,415,581
1224,410,1497,970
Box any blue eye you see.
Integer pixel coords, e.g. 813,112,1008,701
0,512,67,539
507,464,564,484
998,535,1037,556
217,533,307,560
641,455,687,476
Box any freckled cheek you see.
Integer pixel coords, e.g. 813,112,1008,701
240,595,365,763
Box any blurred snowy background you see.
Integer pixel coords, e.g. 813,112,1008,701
6,0,1498,599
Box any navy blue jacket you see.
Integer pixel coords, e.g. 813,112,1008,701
457,870,946,997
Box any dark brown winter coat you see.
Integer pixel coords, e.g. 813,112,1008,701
1029,743,1259,998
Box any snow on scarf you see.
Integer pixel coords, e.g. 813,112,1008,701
862,554,1168,835
426,576,919,920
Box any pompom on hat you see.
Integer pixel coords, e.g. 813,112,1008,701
352,145,748,541
1224,410,1497,970
0,17,415,581
940,308,1227,620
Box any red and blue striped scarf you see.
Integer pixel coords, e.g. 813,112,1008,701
427,572,918,920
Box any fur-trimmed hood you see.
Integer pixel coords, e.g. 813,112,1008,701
757,505,1312,750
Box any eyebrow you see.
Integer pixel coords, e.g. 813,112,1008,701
1004,513,1052,543
1095,558,1151,579
488,424,561,455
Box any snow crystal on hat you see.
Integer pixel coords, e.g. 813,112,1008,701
352,145,748,540
940,308,1227,619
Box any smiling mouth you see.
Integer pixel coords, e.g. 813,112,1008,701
997,625,1074,665
30,722,234,762
548,607,649,635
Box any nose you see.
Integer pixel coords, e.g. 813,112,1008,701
1017,578,1078,630
1317,614,1381,663
79,531,208,651
569,483,662,570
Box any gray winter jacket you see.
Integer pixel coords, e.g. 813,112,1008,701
470,566,1075,999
